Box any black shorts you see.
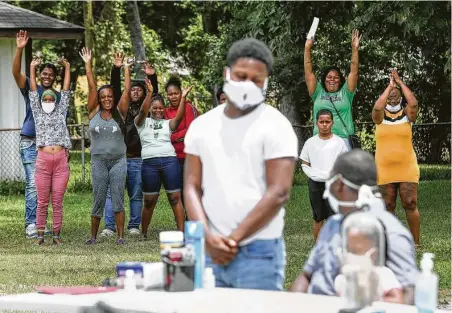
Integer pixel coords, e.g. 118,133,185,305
308,178,335,222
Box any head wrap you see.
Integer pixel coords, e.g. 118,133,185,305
41,89,57,102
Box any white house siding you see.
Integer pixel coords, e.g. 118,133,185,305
0,38,26,180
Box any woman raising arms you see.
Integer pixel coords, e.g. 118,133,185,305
80,47,131,245
304,29,361,150
372,70,420,246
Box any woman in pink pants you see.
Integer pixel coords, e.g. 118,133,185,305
29,57,71,245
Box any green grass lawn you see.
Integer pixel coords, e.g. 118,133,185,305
0,153,450,305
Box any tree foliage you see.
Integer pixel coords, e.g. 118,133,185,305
6,1,451,162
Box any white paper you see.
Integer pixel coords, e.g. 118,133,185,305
307,17,320,40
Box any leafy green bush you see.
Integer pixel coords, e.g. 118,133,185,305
293,163,451,186
0,180,25,196
420,164,451,181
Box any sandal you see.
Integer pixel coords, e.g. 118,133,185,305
85,238,97,245
116,238,125,245
52,231,62,245
36,230,45,246
36,236,45,246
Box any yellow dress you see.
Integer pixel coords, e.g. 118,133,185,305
375,109,420,185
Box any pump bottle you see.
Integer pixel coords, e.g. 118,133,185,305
415,253,438,313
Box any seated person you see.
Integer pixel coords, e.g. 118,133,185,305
335,219,403,303
289,150,418,304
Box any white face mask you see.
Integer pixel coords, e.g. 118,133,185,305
344,247,376,267
323,174,379,214
385,98,402,113
222,67,268,110
42,101,56,114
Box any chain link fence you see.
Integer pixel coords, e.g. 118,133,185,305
293,122,451,164
0,124,90,181
0,121,450,182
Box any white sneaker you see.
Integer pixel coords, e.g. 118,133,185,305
99,229,115,237
44,227,52,236
128,228,140,236
26,223,37,239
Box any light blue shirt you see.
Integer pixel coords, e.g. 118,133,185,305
304,199,418,296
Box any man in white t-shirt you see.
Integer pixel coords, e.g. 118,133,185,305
299,109,348,241
184,38,298,290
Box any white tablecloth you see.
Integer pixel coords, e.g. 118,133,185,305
0,288,448,313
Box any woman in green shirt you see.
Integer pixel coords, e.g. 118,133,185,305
304,29,362,151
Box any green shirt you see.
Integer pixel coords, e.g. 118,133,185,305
312,81,355,138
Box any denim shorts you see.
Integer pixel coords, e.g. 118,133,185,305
141,157,181,195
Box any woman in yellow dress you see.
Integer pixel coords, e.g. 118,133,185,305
372,70,420,246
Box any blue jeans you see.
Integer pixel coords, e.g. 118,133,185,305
105,158,143,230
206,238,286,290
19,138,37,228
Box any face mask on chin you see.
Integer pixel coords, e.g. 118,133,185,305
323,174,379,214
42,101,56,114
385,98,402,113
222,67,268,110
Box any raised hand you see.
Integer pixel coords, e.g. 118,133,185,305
79,47,92,63
351,29,362,50
142,62,156,76
389,73,397,88
392,70,403,85
144,78,154,94
30,57,42,68
124,56,134,68
305,38,314,50
182,86,193,98
58,57,70,68
113,52,124,68
16,30,29,49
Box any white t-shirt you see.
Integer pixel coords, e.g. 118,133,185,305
136,118,176,159
299,134,348,182
335,266,402,299
184,104,298,245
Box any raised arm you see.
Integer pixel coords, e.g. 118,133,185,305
169,86,193,131
372,75,396,124
348,29,361,92
59,58,71,91
12,30,28,89
117,60,132,118
79,47,98,116
143,62,159,95
304,39,317,96
392,70,418,122
134,78,153,127
110,52,124,106
29,58,41,92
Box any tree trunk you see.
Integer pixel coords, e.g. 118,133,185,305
279,93,307,155
83,1,96,81
126,0,146,80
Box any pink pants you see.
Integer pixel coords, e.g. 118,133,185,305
35,149,70,232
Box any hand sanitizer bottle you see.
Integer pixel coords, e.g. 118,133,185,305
415,253,438,313
203,267,215,290
123,269,137,292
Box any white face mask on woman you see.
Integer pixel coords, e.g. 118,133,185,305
222,67,268,110
385,98,402,113
323,174,379,214
42,101,56,114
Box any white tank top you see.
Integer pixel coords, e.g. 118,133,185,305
136,118,176,159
